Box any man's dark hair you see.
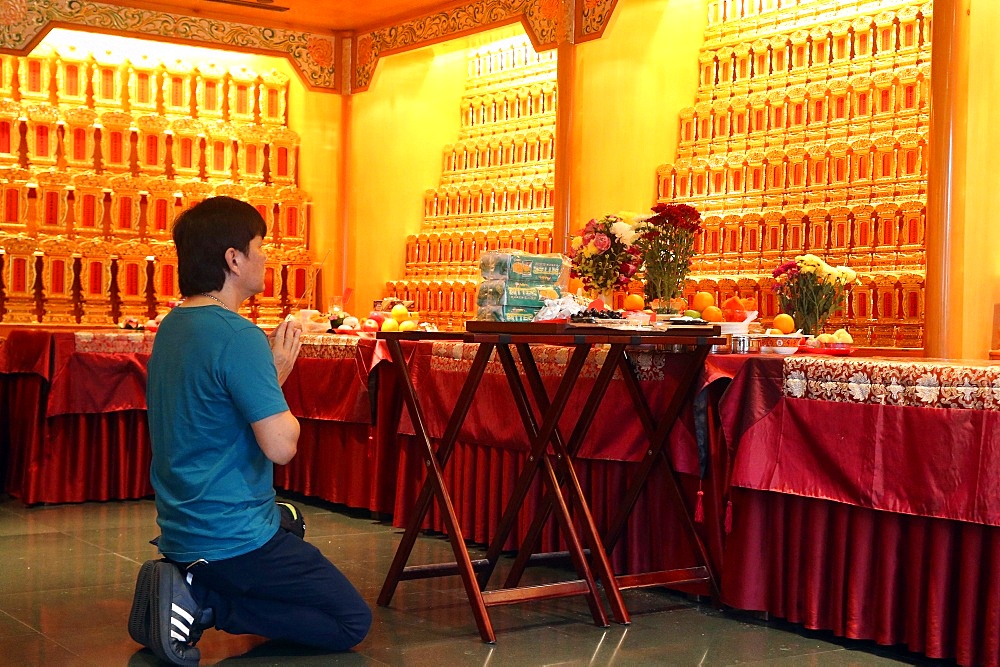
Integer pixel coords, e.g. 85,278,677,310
173,196,267,296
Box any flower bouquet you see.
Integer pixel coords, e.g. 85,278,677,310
772,254,857,336
631,203,703,312
568,215,640,297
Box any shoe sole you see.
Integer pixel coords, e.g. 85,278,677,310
277,501,306,539
149,562,200,667
127,560,156,647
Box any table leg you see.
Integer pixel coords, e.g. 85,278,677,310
607,346,720,599
500,344,624,585
474,344,609,627
511,342,630,625
476,343,590,588
483,343,628,626
376,339,498,643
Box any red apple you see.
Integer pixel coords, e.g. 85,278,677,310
367,311,387,326
361,319,380,332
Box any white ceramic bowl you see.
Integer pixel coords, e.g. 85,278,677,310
718,320,751,335
759,334,803,355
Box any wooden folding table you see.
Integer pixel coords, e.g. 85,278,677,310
376,324,723,642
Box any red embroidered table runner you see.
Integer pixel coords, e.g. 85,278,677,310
730,355,1000,526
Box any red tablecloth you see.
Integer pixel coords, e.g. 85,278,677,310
727,356,1000,526
0,329,391,507
396,340,749,470
719,354,1000,667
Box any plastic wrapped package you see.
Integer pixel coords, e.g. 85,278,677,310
475,280,562,307
475,305,542,322
479,250,570,287
535,295,586,321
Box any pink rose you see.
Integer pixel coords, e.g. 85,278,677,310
593,233,611,252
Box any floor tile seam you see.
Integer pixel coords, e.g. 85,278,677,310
0,580,135,598
727,646,852,666
0,506,32,519
64,533,139,552
0,608,45,639
345,648,397,666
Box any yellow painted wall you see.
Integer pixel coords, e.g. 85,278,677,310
571,0,706,225
345,41,467,315
288,84,342,311
963,0,1000,356
345,25,526,316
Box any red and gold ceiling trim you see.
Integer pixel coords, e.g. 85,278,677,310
352,0,618,91
579,0,618,40
0,0,620,94
353,0,553,92
0,0,337,90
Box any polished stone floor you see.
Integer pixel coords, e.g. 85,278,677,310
0,494,943,666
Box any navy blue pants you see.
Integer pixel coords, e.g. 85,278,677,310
185,529,372,651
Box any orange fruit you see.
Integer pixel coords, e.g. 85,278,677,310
399,319,418,332
722,307,747,322
691,291,715,313
380,318,400,332
772,313,795,334
702,305,724,322
722,296,743,310
623,293,645,311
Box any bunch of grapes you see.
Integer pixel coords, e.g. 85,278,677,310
570,309,625,322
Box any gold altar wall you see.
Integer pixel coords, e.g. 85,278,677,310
346,0,1000,358
5,0,1000,357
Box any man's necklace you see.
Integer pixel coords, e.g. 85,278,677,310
200,292,231,311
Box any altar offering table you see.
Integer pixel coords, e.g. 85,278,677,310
0,328,393,509
718,355,1000,667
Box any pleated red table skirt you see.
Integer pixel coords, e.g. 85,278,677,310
723,488,1000,666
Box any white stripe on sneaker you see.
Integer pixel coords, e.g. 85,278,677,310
171,629,185,642
172,602,195,625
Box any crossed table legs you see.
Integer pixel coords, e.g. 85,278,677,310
376,332,717,641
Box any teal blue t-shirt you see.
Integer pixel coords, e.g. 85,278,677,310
147,305,290,562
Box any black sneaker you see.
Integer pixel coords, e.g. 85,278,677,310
149,562,210,666
127,560,158,647
277,501,306,539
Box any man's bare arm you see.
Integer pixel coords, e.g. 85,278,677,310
252,411,299,465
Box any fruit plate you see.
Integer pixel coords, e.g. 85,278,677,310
801,343,855,356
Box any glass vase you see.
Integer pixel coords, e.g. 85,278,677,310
589,288,615,309
651,299,677,315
